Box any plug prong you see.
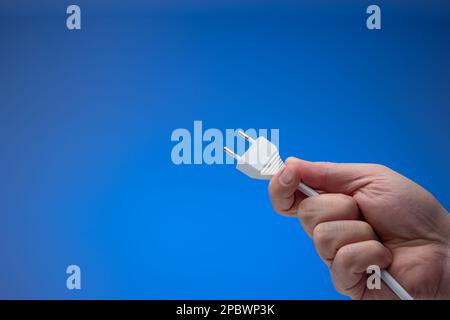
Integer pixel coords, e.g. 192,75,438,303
224,147,243,162
237,130,255,143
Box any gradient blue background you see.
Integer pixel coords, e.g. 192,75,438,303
0,0,449,299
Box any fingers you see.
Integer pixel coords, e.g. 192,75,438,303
268,165,307,216
330,240,392,299
268,158,396,299
298,193,361,236
312,220,378,265
283,157,386,195
268,156,383,217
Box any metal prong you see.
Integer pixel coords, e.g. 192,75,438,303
224,147,242,161
237,130,255,143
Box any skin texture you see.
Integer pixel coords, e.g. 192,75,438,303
269,157,450,299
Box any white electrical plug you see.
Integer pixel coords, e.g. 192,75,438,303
224,130,413,300
224,130,319,197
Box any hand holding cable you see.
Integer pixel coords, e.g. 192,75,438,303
225,131,450,300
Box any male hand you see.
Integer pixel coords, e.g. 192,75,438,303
269,157,450,299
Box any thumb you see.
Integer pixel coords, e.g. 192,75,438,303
285,157,381,195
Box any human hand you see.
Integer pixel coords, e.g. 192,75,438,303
269,157,450,299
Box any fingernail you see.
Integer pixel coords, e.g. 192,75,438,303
279,167,295,186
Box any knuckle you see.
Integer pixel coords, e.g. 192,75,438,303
366,239,382,252
368,163,389,173
365,240,391,267
313,223,332,248
336,245,356,270
285,157,297,165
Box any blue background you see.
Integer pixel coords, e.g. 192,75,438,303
0,0,449,299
